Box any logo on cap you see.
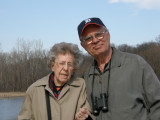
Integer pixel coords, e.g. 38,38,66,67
84,18,91,24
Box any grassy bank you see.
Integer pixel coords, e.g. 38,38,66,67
0,92,25,99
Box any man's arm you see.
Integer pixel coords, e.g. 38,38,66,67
142,59,160,120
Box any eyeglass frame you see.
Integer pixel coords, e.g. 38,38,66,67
55,61,75,69
80,30,108,45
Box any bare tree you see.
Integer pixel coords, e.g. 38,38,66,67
0,39,50,92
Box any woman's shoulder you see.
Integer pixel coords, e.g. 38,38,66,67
68,77,86,87
26,74,49,92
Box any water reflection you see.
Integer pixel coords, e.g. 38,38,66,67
0,97,24,120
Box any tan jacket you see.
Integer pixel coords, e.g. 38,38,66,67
18,74,92,120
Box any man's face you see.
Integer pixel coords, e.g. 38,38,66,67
81,25,110,57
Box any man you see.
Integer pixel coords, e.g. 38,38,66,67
77,17,160,120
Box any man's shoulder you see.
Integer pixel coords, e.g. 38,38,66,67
113,47,147,67
113,47,143,61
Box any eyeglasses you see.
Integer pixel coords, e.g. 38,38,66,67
81,30,108,45
56,61,75,69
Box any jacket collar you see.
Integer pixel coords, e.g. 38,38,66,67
33,73,81,101
33,73,81,88
111,47,122,68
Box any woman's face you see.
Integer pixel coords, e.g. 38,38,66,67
51,53,75,86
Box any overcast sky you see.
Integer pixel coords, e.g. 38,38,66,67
0,0,160,53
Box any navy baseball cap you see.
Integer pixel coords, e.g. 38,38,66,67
77,17,106,39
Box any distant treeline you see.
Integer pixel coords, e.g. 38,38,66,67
0,36,160,92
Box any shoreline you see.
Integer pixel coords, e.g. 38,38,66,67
0,92,25,99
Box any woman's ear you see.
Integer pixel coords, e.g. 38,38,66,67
51,62,55,71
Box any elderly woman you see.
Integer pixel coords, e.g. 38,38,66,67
18,42,93,120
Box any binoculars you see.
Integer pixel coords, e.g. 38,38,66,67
92,93,108,116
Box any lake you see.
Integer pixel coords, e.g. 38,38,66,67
0,97,24,120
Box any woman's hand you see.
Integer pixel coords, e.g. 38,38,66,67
75,107,90,120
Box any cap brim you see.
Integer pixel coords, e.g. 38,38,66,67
80,23,103,35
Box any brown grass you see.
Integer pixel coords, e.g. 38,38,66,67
0,92,25,99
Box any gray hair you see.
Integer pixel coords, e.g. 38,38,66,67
48,42,83,69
